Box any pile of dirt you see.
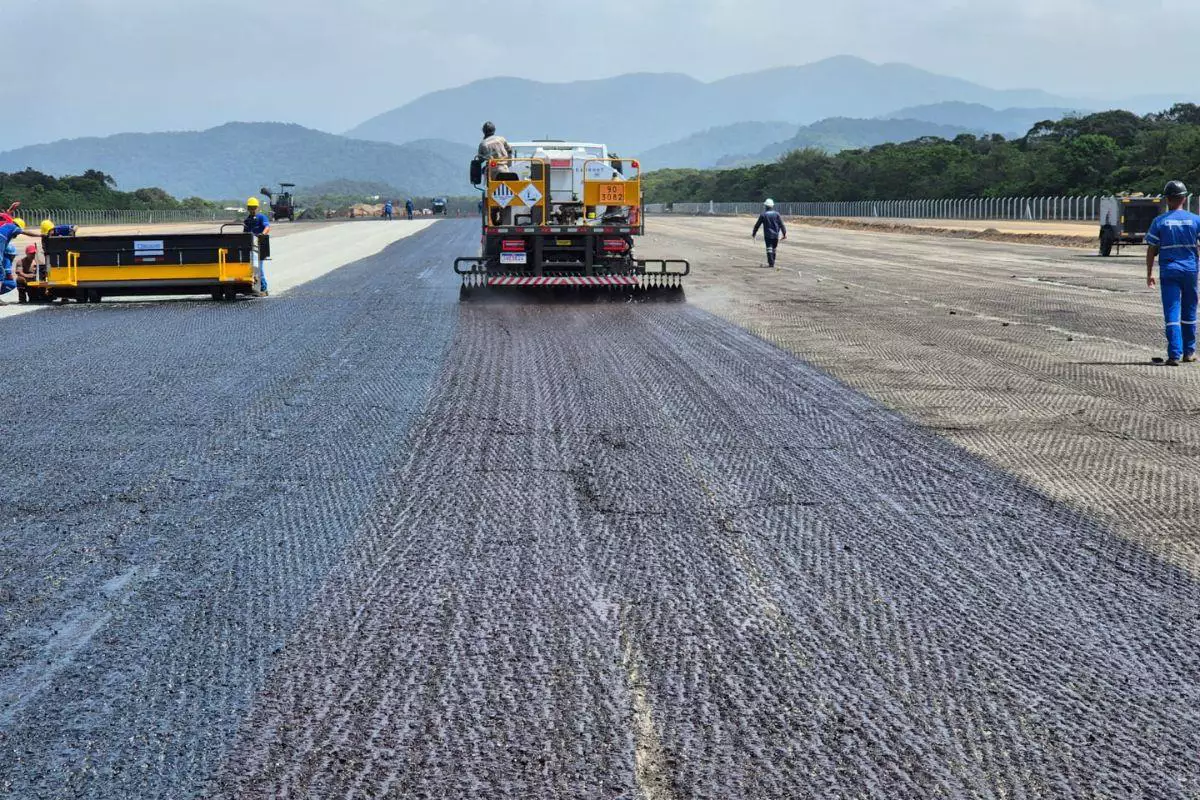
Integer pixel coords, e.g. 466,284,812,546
789,216,1096,248
350,203,385,218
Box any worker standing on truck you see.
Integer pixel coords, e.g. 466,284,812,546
244,198,272,297
1146,180,1200,366
752,199,787,269
478,121,512,169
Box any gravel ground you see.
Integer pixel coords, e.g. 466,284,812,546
0,223,459,798
3,220,1199,798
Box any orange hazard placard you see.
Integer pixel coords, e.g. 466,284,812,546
598,184,626,204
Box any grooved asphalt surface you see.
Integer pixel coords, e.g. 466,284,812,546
3,220,1200,798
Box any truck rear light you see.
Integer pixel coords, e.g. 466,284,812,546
602,238,629,252
501,239,525,252
550,159,571,168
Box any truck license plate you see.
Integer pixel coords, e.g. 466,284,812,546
500,253,527,265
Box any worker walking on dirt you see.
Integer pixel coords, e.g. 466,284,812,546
752,199,787,269
243,198,271,297
1146,180,1200,366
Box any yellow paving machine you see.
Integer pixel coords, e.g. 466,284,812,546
28,225,268,302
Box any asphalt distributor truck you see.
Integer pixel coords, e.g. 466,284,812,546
456,140,689,300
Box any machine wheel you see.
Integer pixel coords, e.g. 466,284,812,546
1099,229,1115,257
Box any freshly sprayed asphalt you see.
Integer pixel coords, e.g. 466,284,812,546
2,221,1198,799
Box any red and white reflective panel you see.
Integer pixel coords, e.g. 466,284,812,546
488,275,640,286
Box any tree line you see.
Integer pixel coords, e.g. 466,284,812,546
643,105,1200,204
0,169,219,211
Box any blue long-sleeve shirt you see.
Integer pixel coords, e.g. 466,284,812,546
753,210,786,240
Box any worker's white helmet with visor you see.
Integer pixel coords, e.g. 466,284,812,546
764,198,775,209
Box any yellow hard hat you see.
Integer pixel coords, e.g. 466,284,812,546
12,218,25,230
247,197,260,208
41,219,54,235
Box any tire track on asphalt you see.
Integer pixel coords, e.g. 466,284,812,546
0,222,465,799
215,293,1200,798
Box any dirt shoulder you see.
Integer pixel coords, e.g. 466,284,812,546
788,216,1097,248
643,216,1200,576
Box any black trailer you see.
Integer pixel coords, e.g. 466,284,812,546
1099,195,1165,256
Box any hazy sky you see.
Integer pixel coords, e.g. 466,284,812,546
1,0,1182,151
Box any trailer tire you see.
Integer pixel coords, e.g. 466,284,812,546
1100,228,1116,257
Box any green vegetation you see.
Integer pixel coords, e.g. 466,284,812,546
0,168,218,210
644,106,1200,203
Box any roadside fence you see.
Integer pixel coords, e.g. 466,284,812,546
14,208,241,227
646,195,1200,222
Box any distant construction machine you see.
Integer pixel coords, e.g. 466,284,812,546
261,183,297,222
455,140,689,300
1099,194,1165,256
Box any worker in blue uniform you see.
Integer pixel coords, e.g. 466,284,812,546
1,243,17,297
405,198,415,221
1146,180,1200,366
244,197,272,297
0,217,42,255
751,199,787,268
384,200,394,221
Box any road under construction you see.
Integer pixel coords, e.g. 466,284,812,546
1,218,1198,799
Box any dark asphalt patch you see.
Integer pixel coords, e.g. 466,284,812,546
213,299,1200,798
0,222,466,798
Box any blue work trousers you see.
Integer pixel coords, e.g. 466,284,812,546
0,270,15,295
764,236,779,267
1161,270,1199,360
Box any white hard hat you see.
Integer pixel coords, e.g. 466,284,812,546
764,198,775,208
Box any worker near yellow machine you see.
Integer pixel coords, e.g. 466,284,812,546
243,197,271,297
1146,180,1200,366
15,245,42,303
0,217,43,257
1,243,16,298
751,199,787,269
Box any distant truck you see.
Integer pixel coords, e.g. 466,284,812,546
1099,194,1165,256
432,197,448,215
